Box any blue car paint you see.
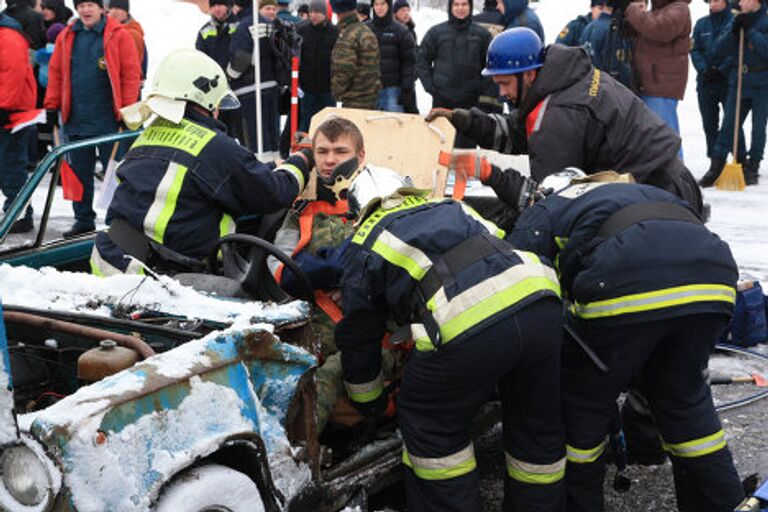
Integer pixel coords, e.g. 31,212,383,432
0,297,316,511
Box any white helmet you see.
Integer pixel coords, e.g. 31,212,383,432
538,167,587,196
348,166,415,219
122,48,240,128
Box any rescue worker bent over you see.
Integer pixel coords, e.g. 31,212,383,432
425,27,703,214
509,176,744,512
90,49,310,276
336,167,566,512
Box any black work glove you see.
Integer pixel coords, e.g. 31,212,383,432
702,66,724,83
424,107,472,133
732,13,755,35
46,109,58,127
484,165,538,211
0,109,9,128
352,391,390,418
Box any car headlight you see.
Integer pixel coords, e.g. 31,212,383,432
2,446,49,505
0,436,60,511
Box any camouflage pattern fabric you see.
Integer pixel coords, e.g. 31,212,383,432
316,348,401,432
331,13,382,109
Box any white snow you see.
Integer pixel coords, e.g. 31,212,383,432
0,351,18,445
1,1,767,509
0,263,308,326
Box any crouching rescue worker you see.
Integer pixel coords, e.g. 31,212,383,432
508,172,745,512
336,167,567,511
90,48,311,276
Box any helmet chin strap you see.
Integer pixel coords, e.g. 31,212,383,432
516,72,524,109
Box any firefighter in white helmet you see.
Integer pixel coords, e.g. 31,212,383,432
91,48,312,275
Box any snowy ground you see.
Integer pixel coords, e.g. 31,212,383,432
2,0,768,510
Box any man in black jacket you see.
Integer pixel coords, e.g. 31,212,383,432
417,0,492,147
366,0,416,112
296,0,338,131
427,27,703,213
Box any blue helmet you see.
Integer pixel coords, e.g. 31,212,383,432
482,27,545,77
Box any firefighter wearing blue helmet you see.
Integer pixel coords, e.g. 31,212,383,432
425,27,704,216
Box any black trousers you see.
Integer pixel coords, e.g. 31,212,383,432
398,298,565,512
563,313,744,512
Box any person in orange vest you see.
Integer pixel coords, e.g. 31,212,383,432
270,116,401,431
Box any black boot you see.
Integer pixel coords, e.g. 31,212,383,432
9,216,33,234
8,206,34,234
744,159,760,186
699,158,726,188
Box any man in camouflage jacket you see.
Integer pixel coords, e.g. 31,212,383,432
330,0,382,109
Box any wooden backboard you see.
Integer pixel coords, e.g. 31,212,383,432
302,107,456,200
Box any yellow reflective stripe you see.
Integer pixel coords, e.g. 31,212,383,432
276,163,305,192
132,118,216,156
90,246,145,276
505,453,565,485
572,284,737,319
219,213,236,237
662,430,727,458
554,236,568,249
353,195,429,245
402,444,477,481
566,440,606,464
201,28,217,39
344,371,384,403
90,256,104,277
459,202,506,239
144,162,188,244
425,261,560,344
411,324,434,352
228,25,237,34
370,230,431,281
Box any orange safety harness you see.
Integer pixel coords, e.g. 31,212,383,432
275,200,349,323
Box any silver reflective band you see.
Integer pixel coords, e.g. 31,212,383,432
407,444,475,471
505,453,566,475
566,438,607,463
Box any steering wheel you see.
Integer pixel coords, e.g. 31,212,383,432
207,234,314,303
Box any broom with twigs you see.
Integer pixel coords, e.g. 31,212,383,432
716,26,747,191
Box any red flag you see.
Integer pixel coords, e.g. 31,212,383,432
60,160,83,202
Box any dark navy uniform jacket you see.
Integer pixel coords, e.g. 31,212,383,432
195,13,239,72
509,182,738,327
336,195,560,405
91,110,307,275
556,12,590,47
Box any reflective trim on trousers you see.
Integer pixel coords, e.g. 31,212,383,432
402,444,477,481
662,430,727,458
566,438,607,464
505,452,566,484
